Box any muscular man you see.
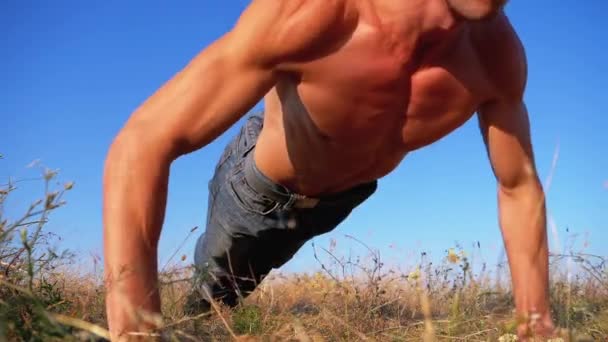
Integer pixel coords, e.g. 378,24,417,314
104,0,555,339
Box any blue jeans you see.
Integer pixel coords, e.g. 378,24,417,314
193,113,377,307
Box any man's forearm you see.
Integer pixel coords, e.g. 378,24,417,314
498,180,550,320
103,134,171,338
104,244,161,337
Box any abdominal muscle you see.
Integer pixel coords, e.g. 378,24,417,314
253,116,406,197
253,82,411,196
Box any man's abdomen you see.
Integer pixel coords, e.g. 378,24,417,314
255,84,409,196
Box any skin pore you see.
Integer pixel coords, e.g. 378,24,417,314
103,0,555,339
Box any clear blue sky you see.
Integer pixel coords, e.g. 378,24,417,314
1,1,606,274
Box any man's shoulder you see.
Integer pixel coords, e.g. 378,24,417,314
469,13,528,100
233,0,355,68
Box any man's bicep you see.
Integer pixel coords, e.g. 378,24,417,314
116,0,295,157
118,0,347,158
119,34,277,159
478,100,539,189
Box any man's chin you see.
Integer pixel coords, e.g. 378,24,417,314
446,0,505,21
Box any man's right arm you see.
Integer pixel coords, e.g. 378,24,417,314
102,28,276,341
102,0,349,339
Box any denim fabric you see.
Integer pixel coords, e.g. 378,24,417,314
193,113,377,307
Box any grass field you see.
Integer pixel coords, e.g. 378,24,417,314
1,169,606,341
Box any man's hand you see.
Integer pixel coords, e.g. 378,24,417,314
516,313,557,340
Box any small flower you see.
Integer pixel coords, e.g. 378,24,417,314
447,248,460,264
64,181,74,190
408,267,421,281
44,168,58,181
45,191,59,209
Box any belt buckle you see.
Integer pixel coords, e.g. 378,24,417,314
294,196,320,209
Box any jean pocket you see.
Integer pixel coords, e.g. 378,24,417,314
227,168,280,216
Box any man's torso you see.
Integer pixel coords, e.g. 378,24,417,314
253,1,520,195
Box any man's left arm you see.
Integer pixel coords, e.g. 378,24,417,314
475,15,556,336
478,98,555,336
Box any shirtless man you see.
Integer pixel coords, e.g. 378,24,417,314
103,0,555,339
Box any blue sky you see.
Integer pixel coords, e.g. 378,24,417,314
1,1,606,275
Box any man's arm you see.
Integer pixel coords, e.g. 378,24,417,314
476,15,555,338
478,100,554,336
103,0,350,338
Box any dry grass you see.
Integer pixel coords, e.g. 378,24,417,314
2,242,608,341
2,250,607,341
1,167,607,341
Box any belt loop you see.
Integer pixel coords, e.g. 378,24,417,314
240,115,260,158
283,194,297,210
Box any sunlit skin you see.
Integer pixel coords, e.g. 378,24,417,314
103,0,555,339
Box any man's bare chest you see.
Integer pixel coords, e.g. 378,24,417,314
287,25,492,151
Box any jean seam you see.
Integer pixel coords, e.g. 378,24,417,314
227,166,281,216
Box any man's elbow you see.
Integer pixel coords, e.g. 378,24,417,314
497,169,544,199
106,127,174,169
103,129,175,194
